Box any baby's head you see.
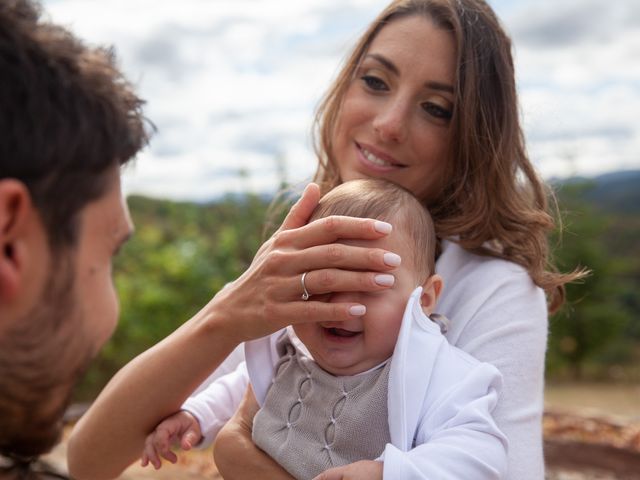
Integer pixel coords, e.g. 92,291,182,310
293,179,443,376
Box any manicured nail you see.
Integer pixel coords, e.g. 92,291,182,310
383,252,401,267
349,305,366,316
374,221,392,234
375,274,395,286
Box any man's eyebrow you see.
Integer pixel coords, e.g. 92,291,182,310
364,53,454,94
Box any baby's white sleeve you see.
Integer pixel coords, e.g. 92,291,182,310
181,361,249,447
382,362,507,479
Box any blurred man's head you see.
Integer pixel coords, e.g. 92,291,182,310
0,0,148,459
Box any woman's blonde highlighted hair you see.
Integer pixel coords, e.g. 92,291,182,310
312,0,585,312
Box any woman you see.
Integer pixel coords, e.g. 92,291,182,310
216,1,581,478
68,0,582,479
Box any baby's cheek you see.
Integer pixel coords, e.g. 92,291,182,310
367,324,399,359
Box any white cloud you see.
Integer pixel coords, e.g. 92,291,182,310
506,0,640,179
42,0,639,200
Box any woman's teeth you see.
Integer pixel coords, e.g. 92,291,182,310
362,148,392,167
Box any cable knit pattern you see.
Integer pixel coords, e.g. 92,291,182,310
252,336,391,480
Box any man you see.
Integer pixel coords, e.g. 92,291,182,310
0,0,148,475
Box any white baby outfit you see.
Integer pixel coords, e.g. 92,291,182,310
183,286,508,479
252,335,391,479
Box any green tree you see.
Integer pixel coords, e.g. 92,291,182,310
547,182,631,380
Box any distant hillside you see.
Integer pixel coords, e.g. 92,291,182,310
553,170,640,214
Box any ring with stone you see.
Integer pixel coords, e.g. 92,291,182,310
301,272,311,301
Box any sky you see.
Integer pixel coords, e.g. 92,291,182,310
42,0,640,200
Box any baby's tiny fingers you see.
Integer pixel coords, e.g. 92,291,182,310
161,449,178,464
143,435,163,469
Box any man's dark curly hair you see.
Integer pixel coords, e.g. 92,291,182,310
0,0,150,249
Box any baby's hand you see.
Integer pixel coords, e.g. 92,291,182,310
140,410,202,469
312,460,383,480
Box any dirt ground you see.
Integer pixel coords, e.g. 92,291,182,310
43,428,221,479
41,383,640,479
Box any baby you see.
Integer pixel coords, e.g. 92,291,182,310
142,179,507,479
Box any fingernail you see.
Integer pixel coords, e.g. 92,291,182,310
383,252,401,266
374,221,392,234
349,305,366,316
375,274,395,286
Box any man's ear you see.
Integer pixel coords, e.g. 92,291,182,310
420,274,444,316
0,179,34,302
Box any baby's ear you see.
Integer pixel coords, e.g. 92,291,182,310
420,274,443,316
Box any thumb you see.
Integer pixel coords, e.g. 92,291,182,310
181,427,201,450
234,384,260,431
313,469,343,480
279,183,320,232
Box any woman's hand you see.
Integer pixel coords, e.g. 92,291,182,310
213,386,294,479
210,183,401,344
312,460,384,480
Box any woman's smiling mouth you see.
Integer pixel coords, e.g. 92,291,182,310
356,142,406,171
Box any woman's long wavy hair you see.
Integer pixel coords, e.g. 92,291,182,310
311,0,586,313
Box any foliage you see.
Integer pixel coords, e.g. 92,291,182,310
74,174,640,399
546,181,640,381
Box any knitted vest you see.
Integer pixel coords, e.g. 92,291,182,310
252,336,391,480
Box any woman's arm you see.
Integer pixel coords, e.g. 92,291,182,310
213,386,295,480
67,302,243,480
67,184,400,480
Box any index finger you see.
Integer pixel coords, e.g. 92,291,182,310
278,215,392,250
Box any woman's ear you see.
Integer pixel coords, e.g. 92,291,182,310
420,274,443,316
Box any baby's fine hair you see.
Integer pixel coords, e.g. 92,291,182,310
310,179,436,279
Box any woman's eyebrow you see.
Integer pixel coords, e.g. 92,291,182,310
427,81,454,94
365,52,454,94
366,52,399,75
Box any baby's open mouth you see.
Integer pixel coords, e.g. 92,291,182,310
326,327,360,338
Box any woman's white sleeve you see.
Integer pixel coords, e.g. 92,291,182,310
439,250,547,480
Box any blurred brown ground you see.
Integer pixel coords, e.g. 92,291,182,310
42,382,640,479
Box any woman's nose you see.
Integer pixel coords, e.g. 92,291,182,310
372,97,409,143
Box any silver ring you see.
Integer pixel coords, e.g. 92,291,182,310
301,272,311,301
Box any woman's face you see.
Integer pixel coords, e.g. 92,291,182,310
332,15,456,201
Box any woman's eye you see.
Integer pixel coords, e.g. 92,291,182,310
361,75,388,92
422,102,452,120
